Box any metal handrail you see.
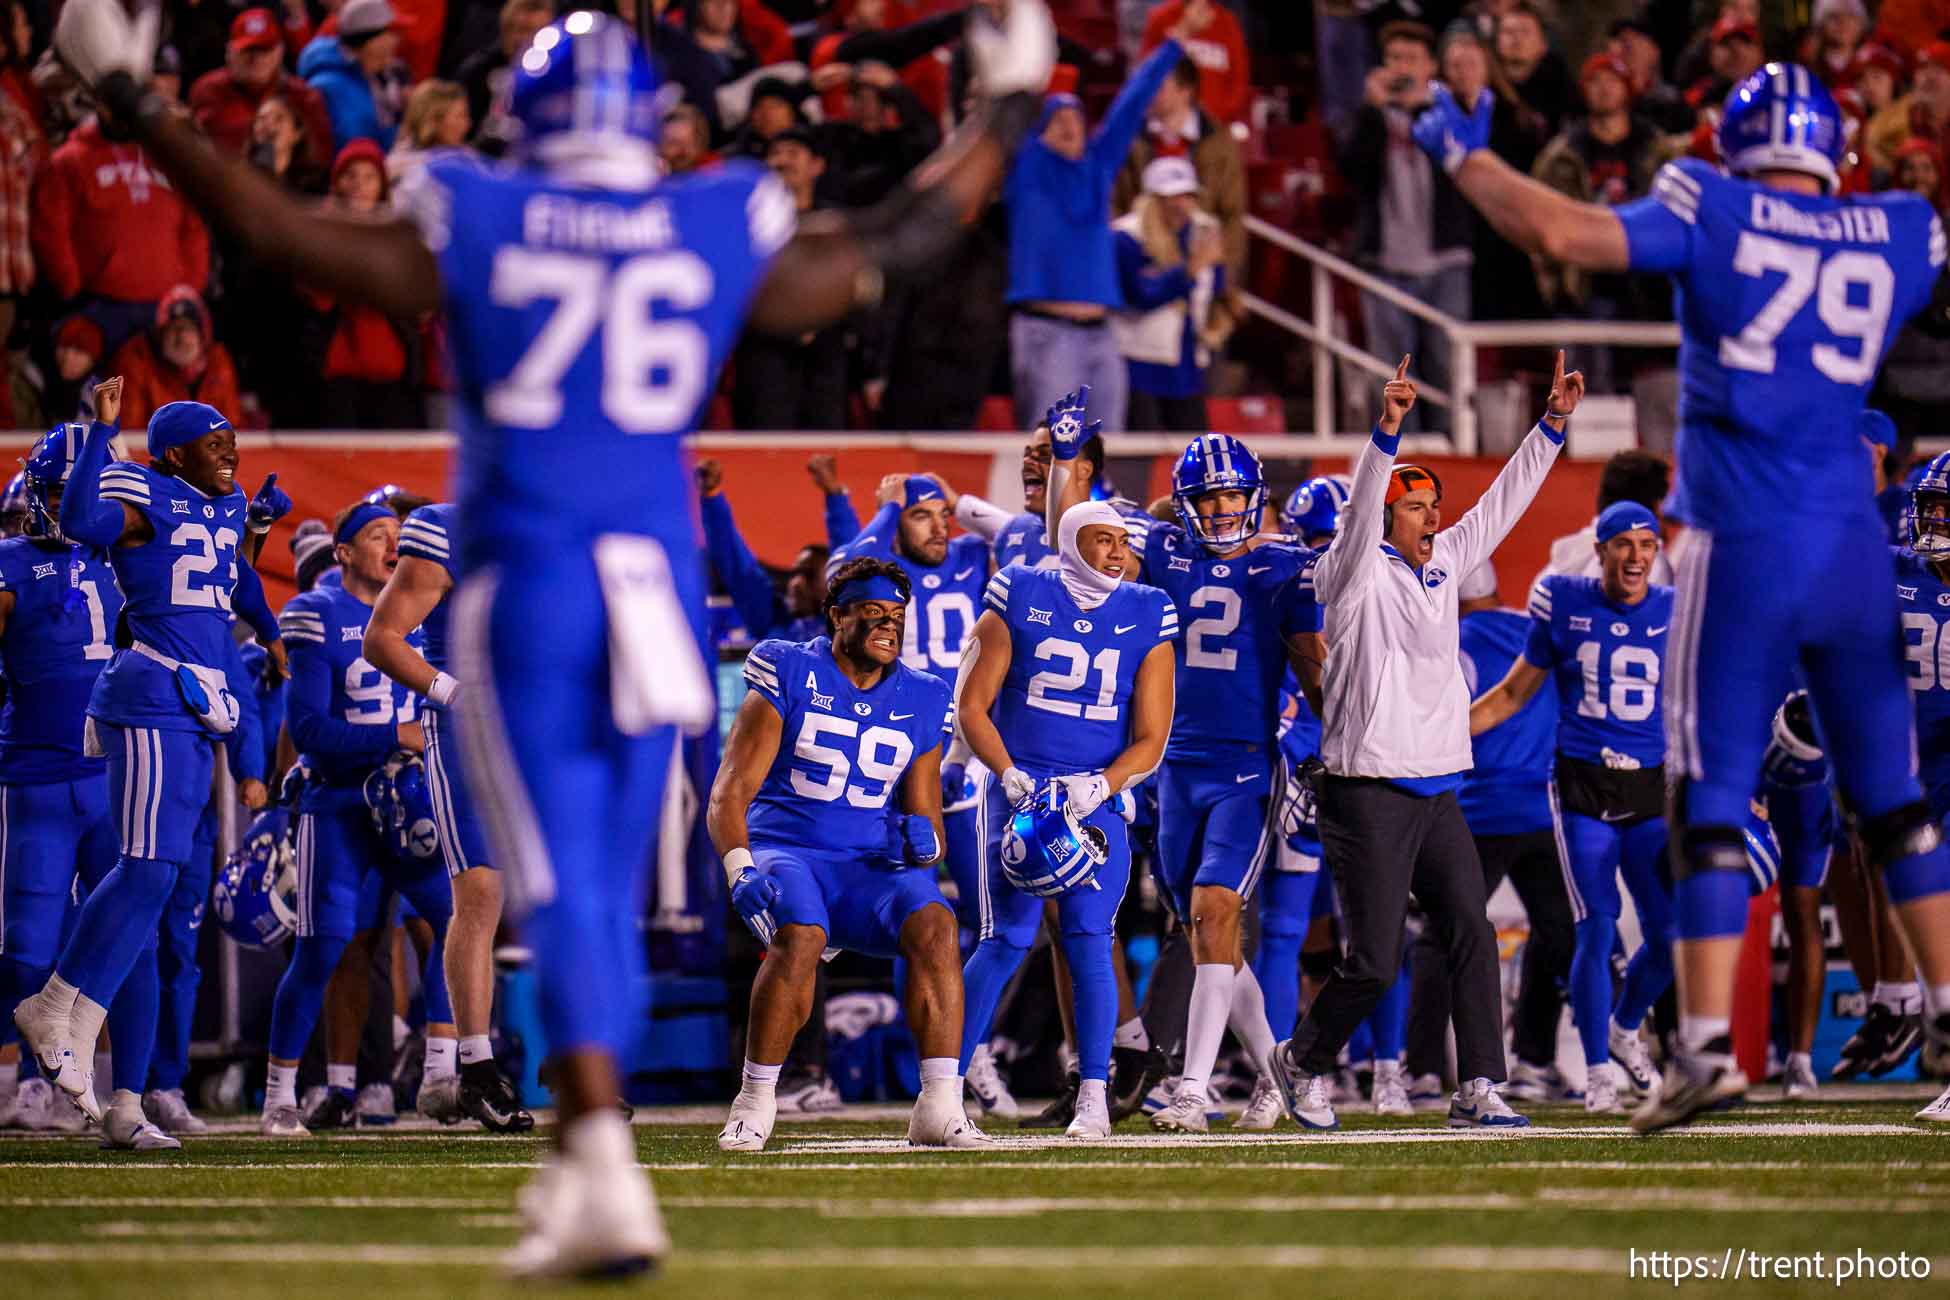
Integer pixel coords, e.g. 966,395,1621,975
1241,214,1682,452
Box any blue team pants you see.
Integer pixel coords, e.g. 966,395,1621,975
1549,799,1674,1068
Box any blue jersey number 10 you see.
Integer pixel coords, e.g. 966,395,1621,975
486,248,715,434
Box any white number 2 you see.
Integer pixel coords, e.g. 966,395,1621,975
1184,586,1241,671
169,523,240,611
1719,232,1893,384
486,247,712,434
1025,638,1121,721
1573,641,1660,722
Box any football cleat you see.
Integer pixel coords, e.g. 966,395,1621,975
418,1075,465,1125
1150,1089,1210,1133
13,988,99,1123
303,1086,358,1131
1020,1071,1079,1129
1449,1079,1531,1129
143,1088,208,1134
1064,1089,1111,1140
1267,1043,1338,1130
460,1066,537,1133
1915,1081,1950,1124
505,1112,668,1281
1405,1071,1448,1111
775,1069,844,1114
1871,1012,1924,1077
357,1081,398,1126
12,1077,88,1132
1109,1043,1171,1123
1584,1066,1624,1115
908,1091,994,1147
965,1045,1020,1121
1505,1059,1581,1104
1608,1021,1659,1098
1783,1054,1818,1102
1372,1062,1413,1117
1630,1047,1748,1135
1138,1072,1179,1115
260,1104,312,1138
717,1090,777,1153
101,1090,181,1151
1234,1073,1283,1130
1831,1004,1899,1080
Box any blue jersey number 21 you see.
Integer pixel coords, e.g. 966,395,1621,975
486,248,714,434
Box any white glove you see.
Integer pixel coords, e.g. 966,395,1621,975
56,0,160,87
1057,772,1110,819
965,0,1057,99
1001,765,1037,805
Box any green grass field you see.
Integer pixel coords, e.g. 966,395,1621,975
5,1087,1949,1299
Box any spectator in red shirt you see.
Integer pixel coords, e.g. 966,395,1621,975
808,0,957,126
106,285,241,432
30,110,211,360
190,9,338,172
302,139,423,428
1140,0,1248,125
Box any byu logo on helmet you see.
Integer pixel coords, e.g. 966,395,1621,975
1280,474,1351,543
1718,62,1844,193
1001,780,1109,898
364,752,442,864
1173,433,1266,554
212,809,299,948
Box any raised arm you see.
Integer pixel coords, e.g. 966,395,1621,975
365,556,454,702
1313,356,1413,604
808,455,863,547
1440,350,1577,578
60,381,144,549
697,462,790,640
1042,388,1101,545
1469,656,1548,736
1091,37,1182,169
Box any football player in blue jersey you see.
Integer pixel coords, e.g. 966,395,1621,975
12,395,285,1140
1416,62,1950,1131
54,0,1059,1261
953,500,1176,1138
829,474,996,674
1280,475,1351,549
698,458,852,645
709,557,987,1152
1759,690,1840,1101
1470,502,1675,1114
364,502,535,1134
1051,424,1321,1132
259,500,459,1138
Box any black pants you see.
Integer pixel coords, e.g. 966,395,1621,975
1126,389,1208,433
1405,829,1572,1079
1291,777,1506,1083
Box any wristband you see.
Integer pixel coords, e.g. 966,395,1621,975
428,671,460,708
722,845,755,888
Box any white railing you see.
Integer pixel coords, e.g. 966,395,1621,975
1242,215,1682,453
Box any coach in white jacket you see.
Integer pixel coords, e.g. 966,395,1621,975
1269,352,1582,1131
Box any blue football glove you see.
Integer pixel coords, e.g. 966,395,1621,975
891,812,941,866
729,867,780,945
1411,82,1493,176
1043,387,1102,463
246,473,293,534
941,761,969,811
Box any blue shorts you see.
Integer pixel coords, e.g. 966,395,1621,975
753,842,949,959
296,786,453,942
1155,752,1281,918
971,778,1130,948
0,777,117,968
1668,520,1923,829
93,721,216,863
423,708,493,876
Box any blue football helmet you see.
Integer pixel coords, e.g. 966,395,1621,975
20,424,91,541
1907,451,1950,559
1718,63,1845,193
509,11,662,162
0,472,25,536
1762,689,1826,789
364,752,441,864
212,808,299,948
999,780,1108,898
1173,433,1267,553
1280,474,1351,544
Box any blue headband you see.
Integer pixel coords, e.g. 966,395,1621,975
903,476,945,509
1036,92,1082,134
1595,501,1661,544
831,574,906,607
1861,407,1897,451
335,501,394,547
147,400,230,460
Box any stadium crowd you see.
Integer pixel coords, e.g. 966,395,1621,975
3,0,1950,436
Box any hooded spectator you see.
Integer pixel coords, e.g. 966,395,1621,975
301,139,423,428
107,285,242,431
1113,53,1246,281
1138,0,1249,124
299,0,406,152
388,78,470,187
1110,155,1232,432
455,0,553,158
30,110,211,358
190,8,337,171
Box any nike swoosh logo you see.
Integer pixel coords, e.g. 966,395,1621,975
1115,624,1138,634
954,568,975,581
208,419,225,430
890,712,913,720
1248,566,1271,575
1600,810,1635,822
1234,773,1256,783
1647,625,1668,635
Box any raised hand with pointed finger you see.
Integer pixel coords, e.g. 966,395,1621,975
247,473,293,535
1545,349,1584,427
1378,355,1417,436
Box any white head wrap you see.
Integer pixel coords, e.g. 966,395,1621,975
1059,500,1128,611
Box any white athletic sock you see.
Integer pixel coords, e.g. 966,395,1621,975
458,1035,493,1066
1929,984,1950,1020
1890,981,1923,1015
423,1036,457,1081
1077,1078,1108,1110
741,1060,782,1098
1226,962,1278,1069
1786,1050,1812,1073
392,1014,411,1050
918,1056,960,1101
562,1107,635,1170
1113,1017,1150,1051
266,1063,299,1110
40,973,81,1013
1678,1015,1731,1058
69,993,107,1055
1872,981,1902,1012
1179,963,1237,1102
326,1063,356,1093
